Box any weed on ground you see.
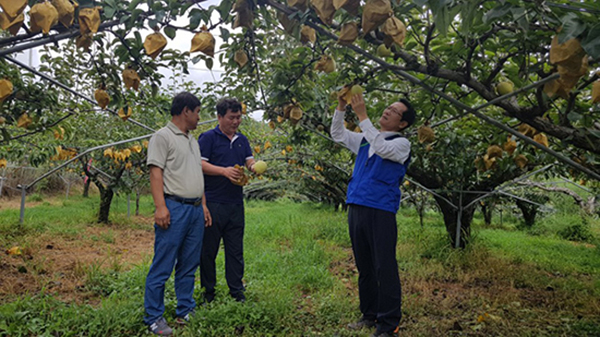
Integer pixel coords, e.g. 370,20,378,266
0,196,598,336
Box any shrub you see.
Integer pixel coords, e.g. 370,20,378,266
26,193,43,202
558,223,593,242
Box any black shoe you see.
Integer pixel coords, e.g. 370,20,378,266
370,329,398,337
232,293,246,303
203,291,215,304
347,317,376,330
370,332,397,337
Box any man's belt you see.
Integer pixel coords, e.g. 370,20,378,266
164,194,203,207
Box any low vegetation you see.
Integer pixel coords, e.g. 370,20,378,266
0,194,598,336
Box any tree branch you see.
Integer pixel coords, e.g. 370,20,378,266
516,180,586,209
1,111,74,144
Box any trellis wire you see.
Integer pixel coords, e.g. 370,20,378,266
266,0,599,182
3,56,156,133
16,117,218,224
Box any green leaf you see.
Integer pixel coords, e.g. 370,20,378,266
483,3,512,23
105,7,117,19
459,1,477,34
405,41,417,50
428,0,451,36
148,19,158,30
581,24,600,60
134,31,142,45
567,112,582,122
129,0,144,11
206,58,213,70
189,9,203,31
510,7,528,32
217,2,233,20
558,13,586,43
154,10,166,23
191,55,203,64
164,26,176,39
220,27,230,43
77,0,95,8
131,8,144,21
589,129,600,139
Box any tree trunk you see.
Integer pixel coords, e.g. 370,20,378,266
516,199,537,227
135,190,141,216
434,195,475,248
418,204,425,228
83,178,91,198
481,203,493,225
98,188,114,223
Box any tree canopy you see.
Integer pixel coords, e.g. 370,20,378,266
0,0,598,242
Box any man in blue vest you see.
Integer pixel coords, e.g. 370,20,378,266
198,98,256,304
331,92,415,337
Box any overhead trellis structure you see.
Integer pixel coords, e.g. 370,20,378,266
0,0,597,179
401,164,555,248
0,20,118,57
304,104,561,247
0,0,210,53
3,56,156,133
0,0,598,242
15,133,150,224
14,117,217,224
176,0,596,249
264,0,600,183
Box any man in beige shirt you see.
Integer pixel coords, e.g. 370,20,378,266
144,92,212,336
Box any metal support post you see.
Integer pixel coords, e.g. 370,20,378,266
19,186,26,225
455,192,463,248
0,177,5,198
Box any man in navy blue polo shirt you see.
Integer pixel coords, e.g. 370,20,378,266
198,98,256,303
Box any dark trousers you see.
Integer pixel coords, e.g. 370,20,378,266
348,204,402,333
200,202,245,298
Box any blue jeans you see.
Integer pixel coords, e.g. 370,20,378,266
144,198,204,325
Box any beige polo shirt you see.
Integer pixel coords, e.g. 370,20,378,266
147,121,204,199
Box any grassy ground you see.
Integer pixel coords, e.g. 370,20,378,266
0,194,599,336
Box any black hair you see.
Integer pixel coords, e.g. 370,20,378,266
399,98,416,130
216,98,242,117
171,92,201,116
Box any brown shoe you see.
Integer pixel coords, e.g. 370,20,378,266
347,317,376,330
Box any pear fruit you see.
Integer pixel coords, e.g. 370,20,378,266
254,160,267,174
496,81,514,95
350,84,363,95
376,44,391,57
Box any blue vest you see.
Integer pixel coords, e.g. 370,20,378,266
346,135,409,214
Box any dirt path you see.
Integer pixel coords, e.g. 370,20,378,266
0,224,154,304
0,197,64,210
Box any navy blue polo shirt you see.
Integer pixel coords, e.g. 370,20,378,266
198,125,253,205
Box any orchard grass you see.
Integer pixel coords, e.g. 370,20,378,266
0,196,598,336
